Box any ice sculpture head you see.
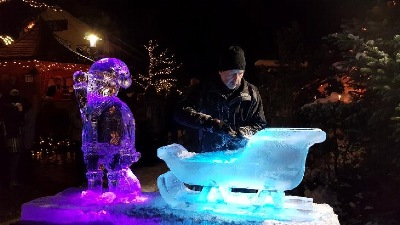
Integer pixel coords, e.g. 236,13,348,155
76,58,132,98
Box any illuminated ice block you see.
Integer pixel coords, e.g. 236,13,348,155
157,128,326,220
20,187,340,225
17,126,337,225
73,58,141,198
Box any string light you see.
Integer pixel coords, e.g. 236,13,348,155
135,40,181,94
387,0,398,7
0,0,61,11
24,21,36,33
0,59,89,72
54,35,95,62
0,35,14,45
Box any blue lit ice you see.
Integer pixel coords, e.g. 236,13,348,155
157,128,326,220
73,58,141,197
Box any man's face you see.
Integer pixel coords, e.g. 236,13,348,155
219,69,244,89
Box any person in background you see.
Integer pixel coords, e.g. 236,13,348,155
165,86,183,144
46,76,64,100
181,78,201,152
174,46,267,153
140,86,166,165
118,87,137,113
0,90,7,188
68,98,86,186
2,89,31,187
0,90,5,147
20,95,36,185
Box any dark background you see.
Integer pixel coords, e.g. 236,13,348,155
0,0,374,76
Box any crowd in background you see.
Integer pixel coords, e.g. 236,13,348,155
0,89,34,188
0,78,201,188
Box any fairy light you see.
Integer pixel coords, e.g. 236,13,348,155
22,0,60,10
0,59,90,103
387,0,398,7
137,40,181,94
22,21,36,33
0,35,14,45
0,0,60,11
0,59,89,72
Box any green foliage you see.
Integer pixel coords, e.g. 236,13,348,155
294,2,400,223
324,1,400,143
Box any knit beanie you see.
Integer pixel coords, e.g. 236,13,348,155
218,46,246,71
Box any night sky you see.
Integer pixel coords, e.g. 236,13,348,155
0,0,373,77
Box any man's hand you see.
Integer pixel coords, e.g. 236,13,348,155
14,103,23,112
204,117,237,136
203,117,249,149
213,119,237,136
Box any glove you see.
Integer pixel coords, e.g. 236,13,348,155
203,117,237,136
217,120,237,136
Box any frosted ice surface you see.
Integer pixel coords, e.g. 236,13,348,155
159,128,325,191
20,187,340,224
73,58,141,196
157,128,326,214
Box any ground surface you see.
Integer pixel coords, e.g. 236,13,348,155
0,152,169,225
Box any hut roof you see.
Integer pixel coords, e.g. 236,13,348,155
0,16,92,64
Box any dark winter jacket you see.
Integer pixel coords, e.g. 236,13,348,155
175,78,267,152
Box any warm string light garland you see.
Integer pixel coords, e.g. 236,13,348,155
0,35,14,45
387,0,398,7
0,0,61,11
136,40,181,94
0,59,89,71
53,35,95,63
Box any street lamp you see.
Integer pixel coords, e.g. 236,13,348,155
84,34,102,47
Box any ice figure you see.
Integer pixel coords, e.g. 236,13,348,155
157,128,326,216
73,58,141,196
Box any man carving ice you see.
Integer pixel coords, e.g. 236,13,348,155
174,45,268,153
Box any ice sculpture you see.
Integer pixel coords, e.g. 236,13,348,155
73,58,141,197
157,128,326,217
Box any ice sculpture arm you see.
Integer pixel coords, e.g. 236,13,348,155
73,71,88,111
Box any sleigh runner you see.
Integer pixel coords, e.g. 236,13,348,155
157,128,326,219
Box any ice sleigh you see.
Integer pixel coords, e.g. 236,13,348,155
157,128,326,214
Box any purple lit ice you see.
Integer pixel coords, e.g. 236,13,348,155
73,58,141,197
